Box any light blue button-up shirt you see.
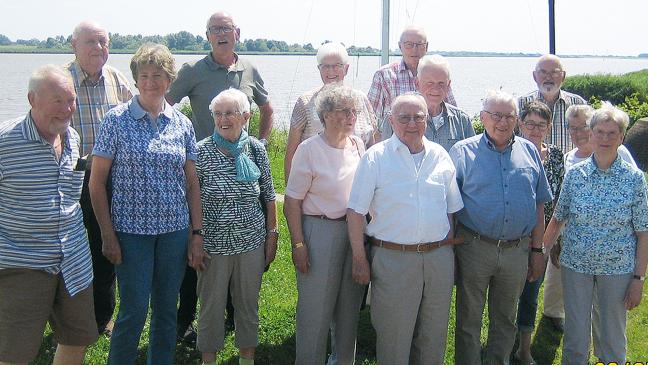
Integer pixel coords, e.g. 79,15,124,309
449,133,553,240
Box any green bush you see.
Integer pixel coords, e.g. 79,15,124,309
472,114,484,134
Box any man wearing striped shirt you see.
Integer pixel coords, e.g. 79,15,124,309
65,21,133,337
518,54,586,153
367,25,456,138
0,65,97,365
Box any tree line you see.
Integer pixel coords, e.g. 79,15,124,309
0,32,381,54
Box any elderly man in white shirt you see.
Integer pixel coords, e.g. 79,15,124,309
347,92,464,364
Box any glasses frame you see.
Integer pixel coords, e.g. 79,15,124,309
212,110,243,119
482,110,518,123
207,26,235,35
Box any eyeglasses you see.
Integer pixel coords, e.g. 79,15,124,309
395,113,427,124
482,111,518,123
536,69,564,78
334,108,359,118
568,125,589,133
318,63,345,71
592,129,621,140
401,41,428,49
212,110,242,119
208,26,234,35
522,121,549,131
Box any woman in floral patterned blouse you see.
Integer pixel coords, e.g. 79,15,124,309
543,102,648,364
514,101,564,365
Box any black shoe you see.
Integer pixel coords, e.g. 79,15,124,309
544,315,564,333
177,323,197,345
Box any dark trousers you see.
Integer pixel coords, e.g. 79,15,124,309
81,172,116,331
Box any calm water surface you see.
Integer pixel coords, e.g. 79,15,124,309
2,53,648,127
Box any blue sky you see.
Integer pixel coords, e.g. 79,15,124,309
2,0,646,56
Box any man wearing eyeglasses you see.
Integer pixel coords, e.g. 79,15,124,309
167,11,273,144
518,54,586,153
381,55,475,150
347,93,464,363
166,10,274,345
449,90,552,365
367,26,457,138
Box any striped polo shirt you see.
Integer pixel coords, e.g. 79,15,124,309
0,114,92,296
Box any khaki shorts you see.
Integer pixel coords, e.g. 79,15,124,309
0,269,98,363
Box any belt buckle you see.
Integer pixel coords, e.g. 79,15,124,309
496,239,506,247
416,243,424,253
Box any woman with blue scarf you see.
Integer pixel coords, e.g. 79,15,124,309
195,88,277,365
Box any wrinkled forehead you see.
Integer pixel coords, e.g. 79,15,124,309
207,14,236,29
393,97,426,115
535,57,562,72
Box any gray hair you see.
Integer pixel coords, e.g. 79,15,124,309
315,84,357,125
209,88,250,114
399,25,427,43
590,102,629,134
28,64,73,94
316,42,349,65
565,104,594,127
391,92,427,116
130,43,177,83
206,11,236,30
482,90,518,115
72,21,108,41
417,54,451,79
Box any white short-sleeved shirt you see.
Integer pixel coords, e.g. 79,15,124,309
286,134,365,219
348,135,464,244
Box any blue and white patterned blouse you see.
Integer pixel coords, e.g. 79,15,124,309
554,154,648,275
93,96,198,234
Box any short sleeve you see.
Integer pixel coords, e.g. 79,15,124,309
251,141,276,203
166,63,193,104
441,155,464,214
182,113,198,161
251,66,269,107
348,153,378,215
631,172,648,232
289,96,308,132
92,112,118,159
284,142,313,200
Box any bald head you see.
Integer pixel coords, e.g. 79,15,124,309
72,21,107,42
535,54,563,71
533,54,566,98
400,25,426,43
206,11,236,30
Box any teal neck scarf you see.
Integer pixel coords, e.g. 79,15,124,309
212,130,261,182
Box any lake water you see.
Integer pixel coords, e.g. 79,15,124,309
2,53,648,128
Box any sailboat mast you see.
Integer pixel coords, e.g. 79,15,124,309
381,0,390,65
549,0,556,54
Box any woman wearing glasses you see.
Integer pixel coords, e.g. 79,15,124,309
195,88,277,365
284,84,367,364
543,103,648,364
284,42,377,183
513,101,564,365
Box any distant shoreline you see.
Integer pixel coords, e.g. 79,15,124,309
0,47,645,59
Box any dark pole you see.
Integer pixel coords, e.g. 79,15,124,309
549,0,556,54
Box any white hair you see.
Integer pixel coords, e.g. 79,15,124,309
482,90,518,114
209,88,250,114
590,102,629,134
316,42,349,65
391,92,427,115
565,104,594,127
72,21,107,41
417,54,451,79
28,64,73,94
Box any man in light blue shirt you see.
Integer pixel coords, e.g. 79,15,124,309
449,90,552,365
0,65,97,364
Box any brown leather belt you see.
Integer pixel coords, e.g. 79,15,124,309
371,236,464,253
458,223,525,248
305,214,347,222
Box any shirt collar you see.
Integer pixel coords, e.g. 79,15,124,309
586,153,624,176
482,131,516,152
22,112,70,148
205,52,245,72
387,133,430,155
536,89,569,105
70,60,105,85
128,95,174,121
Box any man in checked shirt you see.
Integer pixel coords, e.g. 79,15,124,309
65,20,133,337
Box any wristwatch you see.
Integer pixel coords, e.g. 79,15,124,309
633,274,646,282
530,246,546,254
192,228,204,236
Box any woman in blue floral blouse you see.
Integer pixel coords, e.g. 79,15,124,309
90,43,205,365
543,102,648,365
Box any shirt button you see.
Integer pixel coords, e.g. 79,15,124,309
505,219,509,223
503,168,507,171
506,202,509,205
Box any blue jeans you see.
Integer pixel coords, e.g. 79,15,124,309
108,228,188,365
516,272,545,332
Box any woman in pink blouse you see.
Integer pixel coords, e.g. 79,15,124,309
284,84,367,365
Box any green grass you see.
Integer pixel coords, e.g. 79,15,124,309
30,162,648,365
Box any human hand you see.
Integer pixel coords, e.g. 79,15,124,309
188,235,207,271
291,243,310,274
352,254,371,285
264,233,278,267
527,252,546,282
101,231,122,265
550,243,561,268
624,279,643,310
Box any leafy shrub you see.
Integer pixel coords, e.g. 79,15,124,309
472,114,484,134
562,74,637,105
